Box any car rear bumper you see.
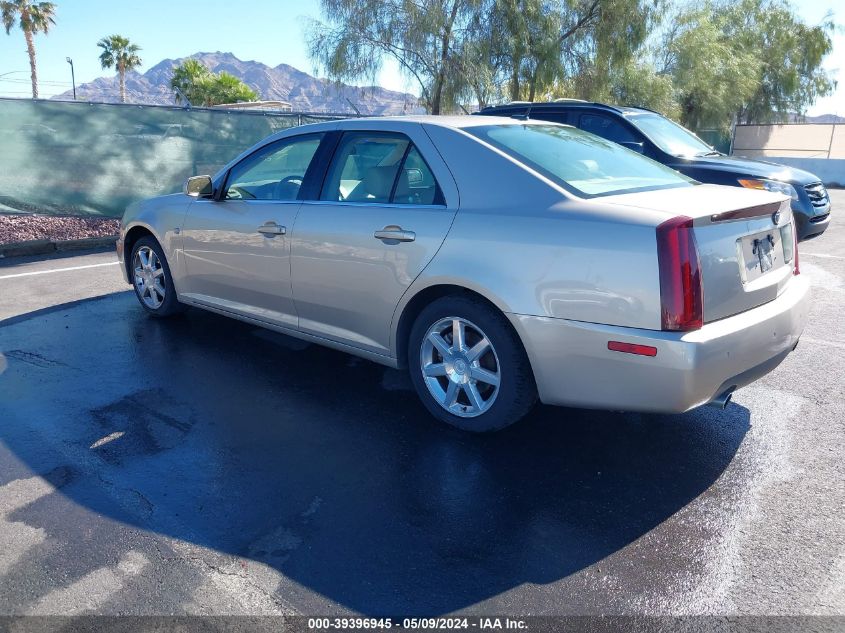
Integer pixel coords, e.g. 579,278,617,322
510,275,810,413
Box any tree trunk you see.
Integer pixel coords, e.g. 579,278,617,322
430,0,461,115
119,62,126,103
24,27,38,99
509,60,521,102
528,66,538,102
431,79,443,114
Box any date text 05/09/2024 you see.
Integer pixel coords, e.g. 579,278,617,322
306,618,529,630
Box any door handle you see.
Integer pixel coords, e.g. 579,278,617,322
374,227,416,242
257,223,286,236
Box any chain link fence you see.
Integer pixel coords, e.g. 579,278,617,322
0,98,350,217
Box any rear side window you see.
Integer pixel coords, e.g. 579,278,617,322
393,146,442,205
322,132,444,205
579,114,638,144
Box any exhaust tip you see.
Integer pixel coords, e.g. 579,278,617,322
708,388,735,409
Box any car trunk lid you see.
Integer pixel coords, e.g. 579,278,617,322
604,184,797,323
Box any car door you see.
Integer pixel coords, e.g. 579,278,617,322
180,133,324,328
290,129,458,356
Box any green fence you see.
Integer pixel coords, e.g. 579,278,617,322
695,128,733,155
0,98,347,217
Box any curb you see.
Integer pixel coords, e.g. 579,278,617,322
0,235,117,259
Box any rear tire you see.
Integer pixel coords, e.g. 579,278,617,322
408,295,537,432
130,236,183,318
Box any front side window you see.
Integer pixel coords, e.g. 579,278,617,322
322,133,444,205
225,134,323,201
628,113,714,157
467,124,694,197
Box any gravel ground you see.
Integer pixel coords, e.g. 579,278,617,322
0,214,119,245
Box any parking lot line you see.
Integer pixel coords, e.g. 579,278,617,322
803,253,844,260
0,261,119,280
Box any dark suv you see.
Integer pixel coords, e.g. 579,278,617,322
476,101,831,240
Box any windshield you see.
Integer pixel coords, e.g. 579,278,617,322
466,124,694,197
628,113,714,157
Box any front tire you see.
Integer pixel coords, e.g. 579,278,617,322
130,236,182,317
408,295,537,432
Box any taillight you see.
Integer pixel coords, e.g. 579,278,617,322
793,224,800,275
656,216,703,331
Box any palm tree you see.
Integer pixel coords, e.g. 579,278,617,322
97,34,142,103
1,0,56,99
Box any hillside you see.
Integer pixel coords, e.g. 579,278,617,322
52,51,422,115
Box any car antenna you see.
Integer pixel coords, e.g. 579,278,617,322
345,98,361,116
511,103,532,121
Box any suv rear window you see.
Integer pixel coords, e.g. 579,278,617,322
466,123,693,197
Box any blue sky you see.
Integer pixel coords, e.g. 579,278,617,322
0,0,842,115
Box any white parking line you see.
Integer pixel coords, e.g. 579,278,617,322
0,261,119,280
803,253,844,260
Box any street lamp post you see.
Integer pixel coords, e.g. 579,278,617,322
66,57,76,100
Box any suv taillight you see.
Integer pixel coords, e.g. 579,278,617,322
793,225,800,275
657,216,703,331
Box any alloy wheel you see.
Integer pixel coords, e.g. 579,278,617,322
133,245,166,310
420,316,501,418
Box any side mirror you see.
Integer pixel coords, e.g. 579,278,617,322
620,141,645,154
184,175,213,198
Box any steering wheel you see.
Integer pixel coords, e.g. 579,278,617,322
274,175,304,200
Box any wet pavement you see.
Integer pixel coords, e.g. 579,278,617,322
0,192,843,617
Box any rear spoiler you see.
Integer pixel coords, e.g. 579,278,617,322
709,201,782,223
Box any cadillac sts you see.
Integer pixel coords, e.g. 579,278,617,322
117,116,809,431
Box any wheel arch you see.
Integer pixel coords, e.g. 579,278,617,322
122,224,158,280
392,280,534,377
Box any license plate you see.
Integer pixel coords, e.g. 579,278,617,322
738,231,784,283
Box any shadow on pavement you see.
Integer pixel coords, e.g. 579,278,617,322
0,293,751,614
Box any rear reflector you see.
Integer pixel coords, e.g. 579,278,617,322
656,216,703,331
608,341,658,357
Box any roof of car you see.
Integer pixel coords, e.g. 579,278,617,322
353,114,545,128
273,114,556,138
257,114,554,152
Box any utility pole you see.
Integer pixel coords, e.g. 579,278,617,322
66,57,76,100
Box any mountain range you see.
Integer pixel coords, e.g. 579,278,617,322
52,51,422,115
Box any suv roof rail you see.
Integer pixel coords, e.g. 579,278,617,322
620,104,659,115
480,100,642,116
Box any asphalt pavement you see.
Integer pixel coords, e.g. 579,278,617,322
0,193,843,620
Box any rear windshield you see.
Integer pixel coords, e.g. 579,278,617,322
466,124,694,197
